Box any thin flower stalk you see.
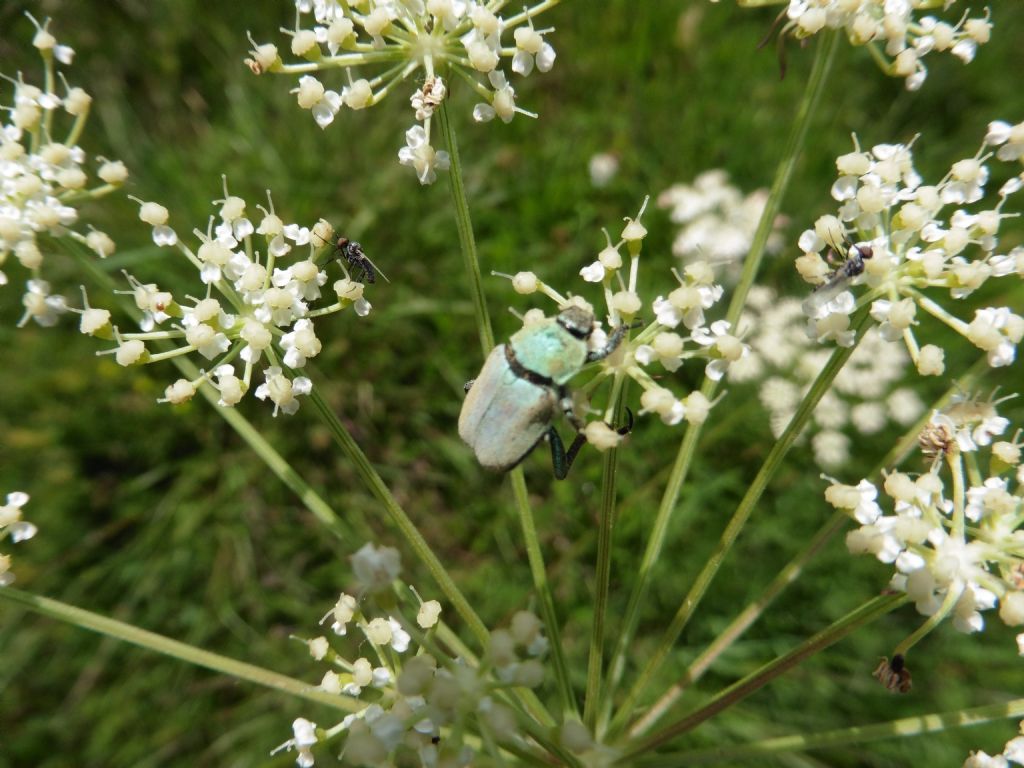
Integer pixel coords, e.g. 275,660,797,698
632,354,989,736
607,307,872,739
654,698,1024,766
508,469,577,717
599,30,840,732
308,390,490,647
0,587,359,712
619,593,906,759
439,100,494,354
584,372,628,729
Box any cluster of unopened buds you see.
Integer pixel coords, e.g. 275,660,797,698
246,0,560,184
273,543,550,767
498,200,748,448
775,0,991,90
730,286,923,469
0,491,35,587
796,120,1024,374
826,394,1024,668
1,14,127,327
82,181,373,415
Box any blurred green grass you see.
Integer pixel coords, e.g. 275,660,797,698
2,0,1024,766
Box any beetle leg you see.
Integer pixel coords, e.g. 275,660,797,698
586,320,642,363
548,427,587,481
616,407,635,435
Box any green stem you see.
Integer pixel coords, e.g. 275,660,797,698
618,594,906,759
630,352,990,735
584,373,628,728
0,588,360,713
645,698,1024,765
509,468,577,716
439,88,569,719
607,306,871,739
600,30,840,731
439,100,494,355
308,390,489,648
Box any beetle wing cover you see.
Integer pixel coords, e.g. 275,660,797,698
459,345,559,472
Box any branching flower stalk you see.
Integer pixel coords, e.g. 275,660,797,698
630,354,989,738
0,587,361,712
600,29,840,734
606,307,872,740
620,593,906,759
650,698,1024,766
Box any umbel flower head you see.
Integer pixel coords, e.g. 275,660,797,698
1,14,127,327
0,491,36,587
273,546,551,767
796,121,1024,374
246,0,561,184
496,199,746,445
730,286,923,470
826,393,1024,656
761,0,992,91
90,179,374,416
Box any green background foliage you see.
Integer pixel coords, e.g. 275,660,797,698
1,0,1023,765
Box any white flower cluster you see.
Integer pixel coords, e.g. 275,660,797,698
0,491,36,587
826,395,1024,649
91,182,373,416
247,0,560,184
657,169,784,282
503,200,746,446
782,0,991,90
274,546,549,767
1,15,127,327
965,722,1024,768
729,286,923,469
796,122,1024,373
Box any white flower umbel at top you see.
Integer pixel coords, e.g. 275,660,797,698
246,0,561,185
1,14,127,327
826,393,1024,673
496,199,746,446
89,180,374,416
743,0,993,91
0,491,36,588
795,121,1024,374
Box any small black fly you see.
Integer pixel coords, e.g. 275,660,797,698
334,237,388,284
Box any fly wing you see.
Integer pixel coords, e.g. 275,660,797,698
459,345,560,472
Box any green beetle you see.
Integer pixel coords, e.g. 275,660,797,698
458,305,630,479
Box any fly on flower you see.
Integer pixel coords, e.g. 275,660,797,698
333,237,388,285
802,241,873,318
